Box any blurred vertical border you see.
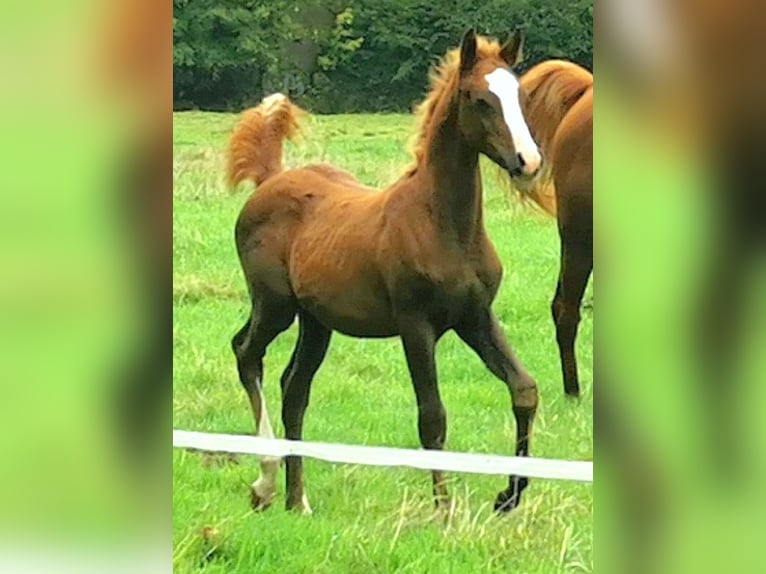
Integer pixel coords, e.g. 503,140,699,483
0,0,170,571
597,0,766,571
4,0,765,571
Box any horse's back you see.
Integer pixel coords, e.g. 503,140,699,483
302,164,377,191
238,165,377,228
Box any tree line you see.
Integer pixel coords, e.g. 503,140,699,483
174,0,592,113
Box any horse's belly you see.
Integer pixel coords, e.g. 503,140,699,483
290,257,397,337
312,306,398,338
297,289,398,338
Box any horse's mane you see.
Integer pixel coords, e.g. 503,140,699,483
520,60,592,155
507,60,593,216
407,36,507,173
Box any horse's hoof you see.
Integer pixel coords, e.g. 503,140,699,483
250,479,275,511
286,494,313,515
250,490,273,512
433,496,452,514
564,387,580,399
494,476,529,513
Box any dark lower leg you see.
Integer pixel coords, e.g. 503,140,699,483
495,400,536,512
281,313,331,512
555,299,581,397
418,400,448,502
400,320,449,508
554,242,592,397
552,279,580,395
282,392,310,510
456,312,538,512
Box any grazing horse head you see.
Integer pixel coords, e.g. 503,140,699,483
455,29,542,178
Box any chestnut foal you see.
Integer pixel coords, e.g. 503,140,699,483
227,30,541,513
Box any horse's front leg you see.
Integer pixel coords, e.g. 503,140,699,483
399,318,449,509
455,310,538,512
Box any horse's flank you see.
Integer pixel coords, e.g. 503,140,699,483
509,60,593,216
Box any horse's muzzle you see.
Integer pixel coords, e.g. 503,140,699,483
511,151,542,178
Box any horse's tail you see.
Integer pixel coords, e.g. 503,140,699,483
226,93,306,190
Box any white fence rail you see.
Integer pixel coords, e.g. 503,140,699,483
173,430,593,483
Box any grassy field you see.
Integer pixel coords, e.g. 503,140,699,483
173,110,593,573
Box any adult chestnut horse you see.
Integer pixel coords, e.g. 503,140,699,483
226,30,542,514
510,60,593,397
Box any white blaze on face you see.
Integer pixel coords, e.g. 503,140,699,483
484,68,541,175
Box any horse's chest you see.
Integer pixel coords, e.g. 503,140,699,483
394,259,499,321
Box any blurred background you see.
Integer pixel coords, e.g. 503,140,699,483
597,0,766,571
0,0,170,571
0,0,764,571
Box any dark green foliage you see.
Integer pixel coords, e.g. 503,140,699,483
173,0,592,112
173,0,300,110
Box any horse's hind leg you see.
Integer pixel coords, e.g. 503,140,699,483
280,311,331,513
552,237,593,396
232,295,296,510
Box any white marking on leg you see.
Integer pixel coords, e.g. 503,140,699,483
256,385,275,439
251,386,280,507
485,68,541,175
298,494,312,515
251,457,279,509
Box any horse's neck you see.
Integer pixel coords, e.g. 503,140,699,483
421,105,484,245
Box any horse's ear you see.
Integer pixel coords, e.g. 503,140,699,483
501,28,525,67
460,28,478,75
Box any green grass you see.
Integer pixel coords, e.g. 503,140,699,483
173,111,593,573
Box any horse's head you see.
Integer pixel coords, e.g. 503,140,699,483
456,29,542,179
